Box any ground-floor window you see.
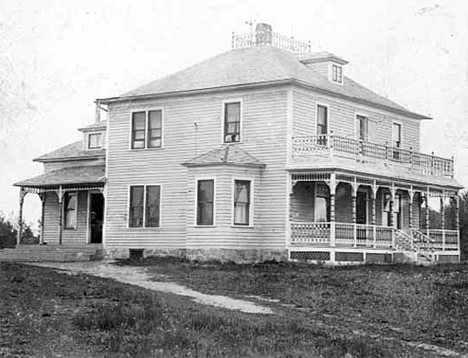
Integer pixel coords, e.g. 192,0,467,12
196,179,214,226
233,180,251,225
64,192,77,229
129,185,160,227
314,183,329,222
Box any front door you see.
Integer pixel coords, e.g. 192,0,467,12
89,193,104,244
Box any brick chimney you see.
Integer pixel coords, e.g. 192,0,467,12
255,23,273,46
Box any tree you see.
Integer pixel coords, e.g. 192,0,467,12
459,191,468,261
0,213,38,249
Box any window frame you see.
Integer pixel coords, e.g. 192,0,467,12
355,113,369,142
232,177,254,227
127,184,162,228
88,132,103,149
221,99,242,144
331,64,343,84
129,108,164,150
316,103,330,136
194,177,216,227
63,191,78,230
392,121,402,148
314,182,330,222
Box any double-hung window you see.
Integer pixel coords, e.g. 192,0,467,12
131,109,163,149
233,180,251,226
332,64,343,83
196,179,214,226
129,185,160,227
392,122,402,160
64,192,77,229
356,115,369,142
316,104,328,145
88,133,102,149
223,102,241,143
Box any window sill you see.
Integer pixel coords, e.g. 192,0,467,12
194,225,216,228
129,147,164,152
231,225,254,229
127,226,162,229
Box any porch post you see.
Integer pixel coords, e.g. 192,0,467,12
389,186,395,228
371,183,377,248
425,188,430,231
17,188,26,248
408,189,414,229
441,193,445,251
57,186,64,245
352,182,357,247
39,193,46,245
329,174,336,248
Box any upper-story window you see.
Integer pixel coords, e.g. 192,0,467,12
332,64,343,84
392,123,401,148
316,105,328,146
88,133,103,149
223,102,241,143
131,109,163,149
356,115,369,141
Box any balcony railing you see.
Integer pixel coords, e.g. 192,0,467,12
290,222,459,252
292,134,454,178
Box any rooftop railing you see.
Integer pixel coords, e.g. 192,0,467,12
292,134,454,178
231,31,311,53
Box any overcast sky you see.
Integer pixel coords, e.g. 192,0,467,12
0,0,467,226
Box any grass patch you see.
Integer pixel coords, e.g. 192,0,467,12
1,261,465,357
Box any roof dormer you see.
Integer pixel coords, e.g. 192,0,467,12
78,120,107,151
298,52,348,85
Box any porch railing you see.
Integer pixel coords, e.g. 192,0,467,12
421,229,459,251
292,134,454,178
291,222,393,248
290,222,459,252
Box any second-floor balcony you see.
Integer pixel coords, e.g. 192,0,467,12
292,134,454,178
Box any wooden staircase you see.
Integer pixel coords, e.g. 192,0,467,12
393,229,435,264
0,244,103,262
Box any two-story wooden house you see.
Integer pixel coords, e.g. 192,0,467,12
13,24,463,263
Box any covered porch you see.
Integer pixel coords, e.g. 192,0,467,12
13,165,106,248
288,171,461,262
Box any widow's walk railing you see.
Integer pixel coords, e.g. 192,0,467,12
292,134,454,178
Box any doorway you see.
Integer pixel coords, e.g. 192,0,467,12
89,193,104,244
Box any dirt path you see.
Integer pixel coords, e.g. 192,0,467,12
29,261,273,314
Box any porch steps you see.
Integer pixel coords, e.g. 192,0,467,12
0,245,103,262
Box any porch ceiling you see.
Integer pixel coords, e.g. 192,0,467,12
14,165,106,189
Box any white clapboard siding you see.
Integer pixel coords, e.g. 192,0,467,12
105,87,288,250
292,88,421,151
42,191,88,245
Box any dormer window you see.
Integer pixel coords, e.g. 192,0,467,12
332,64,343,83
223,101,241,143
88,133,102,149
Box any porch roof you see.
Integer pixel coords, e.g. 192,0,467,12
14,165,106,188
34,140,106,162
181,145,266,168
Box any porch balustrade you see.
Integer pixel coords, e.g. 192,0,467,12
290,222,459,252
292,135,454,178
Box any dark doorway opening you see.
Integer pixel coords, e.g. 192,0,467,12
90,193,104,244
